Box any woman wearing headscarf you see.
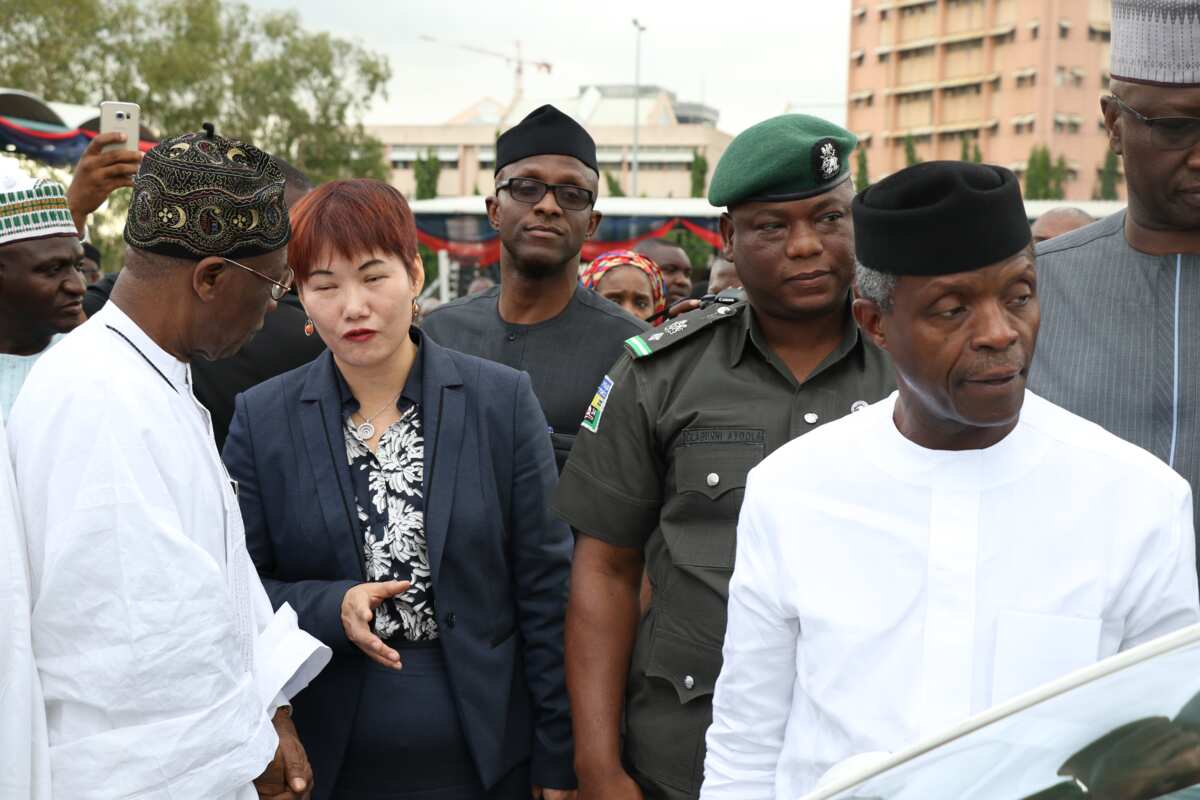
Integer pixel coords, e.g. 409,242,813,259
580,249,667,323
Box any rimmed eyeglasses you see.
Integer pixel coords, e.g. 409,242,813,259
496,177,595,211
1109,95,1200,152
222,256,294,301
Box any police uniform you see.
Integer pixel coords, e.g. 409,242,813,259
552,115,897,800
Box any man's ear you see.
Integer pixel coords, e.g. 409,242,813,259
852,296,888,350
192,256,227,303
585,209,602,240
1100,96,1124,156
719,212,735,261
485,195,501,230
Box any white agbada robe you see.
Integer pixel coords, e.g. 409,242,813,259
0,406,51,799
701,391,1200,800
7,302,331,800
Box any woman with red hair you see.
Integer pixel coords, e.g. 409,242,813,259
222,179,576,800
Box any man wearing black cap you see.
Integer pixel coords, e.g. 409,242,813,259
420,104,648,471
8,125,330,800
554,114,894,800
701,161,1200,800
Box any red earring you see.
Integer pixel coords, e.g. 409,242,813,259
304,319,315,337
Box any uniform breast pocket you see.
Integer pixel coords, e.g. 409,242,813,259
991,609,1102,705
663,438,763,570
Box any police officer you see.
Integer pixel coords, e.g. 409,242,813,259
553,115,896,800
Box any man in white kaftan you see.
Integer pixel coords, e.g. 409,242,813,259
701,161,1200,800
0,406,51,799
7,126,330,800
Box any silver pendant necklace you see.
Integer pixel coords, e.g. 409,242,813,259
353,393,402,441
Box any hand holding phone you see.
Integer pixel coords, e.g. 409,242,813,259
98,101,140,153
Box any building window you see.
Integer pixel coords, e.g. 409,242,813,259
1014,117,1036,135
994,29,1016,45
880,8,889,20
1016,70,1037,88
1100,72,1111,90
1054,114,1082,134
1055,66,1085,88
1089,25,1111,42
1030,21,1039,39
878,51,891,63
1059,19,1071,39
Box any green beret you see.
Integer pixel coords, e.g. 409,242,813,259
708,114,858,208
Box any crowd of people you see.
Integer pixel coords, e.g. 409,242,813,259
2,1,1200,799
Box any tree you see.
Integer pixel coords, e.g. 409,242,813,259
1024,145,1051,199
972,142,983,163
960,135,971,162
413,149,441,200
604,171,625,197
0,0,391,261
1098,149,1120,200
904,133,921,166
690,150,708,198
854,147,870,192
1049,154,1069,200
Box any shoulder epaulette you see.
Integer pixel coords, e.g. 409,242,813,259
623,295,747,359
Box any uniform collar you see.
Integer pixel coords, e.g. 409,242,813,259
730,294,862,384
97,301,189,392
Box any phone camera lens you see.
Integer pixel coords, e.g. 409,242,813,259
116,112,126,119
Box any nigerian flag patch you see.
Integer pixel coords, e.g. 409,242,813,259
581,375,614,433
625,334,652,358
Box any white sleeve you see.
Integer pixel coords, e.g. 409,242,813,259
19,425,279,800
1120,485,1200,650
701,472,800,800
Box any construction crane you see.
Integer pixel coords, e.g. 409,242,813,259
418,35,553,120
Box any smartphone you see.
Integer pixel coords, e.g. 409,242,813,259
98,101,140,153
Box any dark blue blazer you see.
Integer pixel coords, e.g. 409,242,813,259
222,334,575,797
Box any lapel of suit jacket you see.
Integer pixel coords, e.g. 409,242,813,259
299,351,365,580
419,333,465,585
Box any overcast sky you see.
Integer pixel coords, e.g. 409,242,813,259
244,0,853,135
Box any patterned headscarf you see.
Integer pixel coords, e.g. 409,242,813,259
581,249,667,321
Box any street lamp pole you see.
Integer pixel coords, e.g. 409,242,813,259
632,18,646,197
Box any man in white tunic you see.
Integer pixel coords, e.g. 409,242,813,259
8,125,330,800
701,161,1200,800
0,404,50,799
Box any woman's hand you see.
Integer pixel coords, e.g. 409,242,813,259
340,580,411,668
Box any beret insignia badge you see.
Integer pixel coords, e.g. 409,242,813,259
813,138,841,182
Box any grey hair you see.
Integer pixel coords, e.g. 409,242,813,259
854,261,897,312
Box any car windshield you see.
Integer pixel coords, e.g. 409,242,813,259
806,625,1200,800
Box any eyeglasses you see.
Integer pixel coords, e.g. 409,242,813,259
1110,95,1200,151
496,177,595,211
222,257,294,301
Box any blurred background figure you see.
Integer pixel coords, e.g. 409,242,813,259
1031,207,1094,243
79,242,103,286
466,274,496,295
706,255,741,295
635,237,693,307
580,249,666,323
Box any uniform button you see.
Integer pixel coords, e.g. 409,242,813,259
804,412,819,424
706,472,720,487
851,400,869,413
684,675,695,690
444,612,456,628
506,332,517,341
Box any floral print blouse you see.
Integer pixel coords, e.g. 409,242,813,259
340,355,438,642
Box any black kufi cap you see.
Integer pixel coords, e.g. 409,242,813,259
494,104,598,174
852,161,1030,276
